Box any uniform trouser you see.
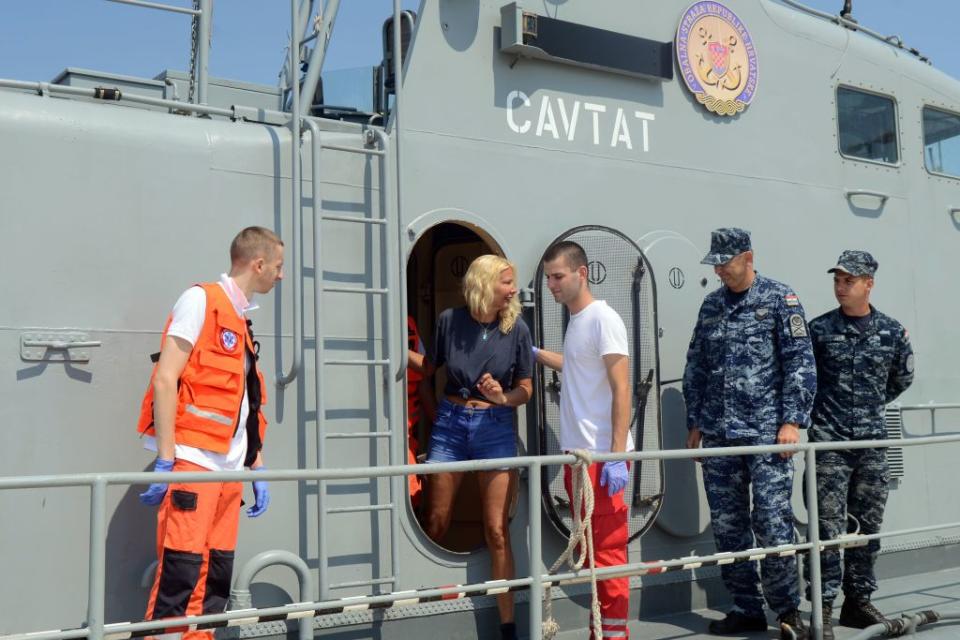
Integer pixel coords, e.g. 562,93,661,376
701,439,800,618
564,463,630,639
803,447,889,603
145,459,243,640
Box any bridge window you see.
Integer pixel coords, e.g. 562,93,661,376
923,106,960,179
837,86,899,164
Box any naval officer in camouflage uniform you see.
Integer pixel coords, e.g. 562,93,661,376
683,228,816,639
804,251,914,639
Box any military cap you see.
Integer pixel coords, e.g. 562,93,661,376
700,227,752,266
827,250,878,277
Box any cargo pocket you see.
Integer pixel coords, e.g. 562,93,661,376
202,549,235,614
153,549,203,618
171,489,198,511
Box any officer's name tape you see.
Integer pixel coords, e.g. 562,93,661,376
22,538,866,640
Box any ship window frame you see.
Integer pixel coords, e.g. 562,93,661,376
922,105,960,181
835,85,901,167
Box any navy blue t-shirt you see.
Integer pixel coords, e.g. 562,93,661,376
432,307,533,401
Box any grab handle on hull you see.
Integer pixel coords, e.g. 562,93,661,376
844,189,890,205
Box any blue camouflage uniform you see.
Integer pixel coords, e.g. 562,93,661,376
804,250,914,605
683,228,817,619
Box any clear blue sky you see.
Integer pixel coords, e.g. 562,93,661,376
0,1,956,85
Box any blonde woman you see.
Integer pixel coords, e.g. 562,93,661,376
419,254,532,640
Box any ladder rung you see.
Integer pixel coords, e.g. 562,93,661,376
323,286,388,295
322,214,387,225
327,503,394,514
326,432,392,439
330,576,396,589
321,143,386,157
325,359,390,366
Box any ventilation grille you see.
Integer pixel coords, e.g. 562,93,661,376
884,405,905,479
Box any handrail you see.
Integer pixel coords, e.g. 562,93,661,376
100,0,210,103
5,436,960,640
104,0,199,15
230,550,313,640
777,0,930,63
7,434,960,489
0,79,239,118
303,117,329,599
277,0,303,389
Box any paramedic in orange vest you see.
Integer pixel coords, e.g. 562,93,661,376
534,241,633,640
136,226,283,637
406,316,436,508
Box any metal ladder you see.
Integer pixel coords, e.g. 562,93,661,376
273,0,405,603
303,119,401,600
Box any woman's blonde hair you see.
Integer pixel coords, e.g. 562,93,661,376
462,254,521,334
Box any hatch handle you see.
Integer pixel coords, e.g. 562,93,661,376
949,207,960,224
844,189,890,205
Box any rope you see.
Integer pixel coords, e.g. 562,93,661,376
542,449,602,640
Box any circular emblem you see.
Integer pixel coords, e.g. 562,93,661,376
451,256,469,278
668,267,685,289
587,261,607,285
220,328,239,352
676,2,759,116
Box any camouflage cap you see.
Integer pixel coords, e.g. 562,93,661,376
827,250,878,277
700,227,752,266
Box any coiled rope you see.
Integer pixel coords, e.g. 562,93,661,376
542,449,602,640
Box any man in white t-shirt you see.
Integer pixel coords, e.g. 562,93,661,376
534,240,633,640
135,226,283,637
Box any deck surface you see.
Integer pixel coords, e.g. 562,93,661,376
552,566,960,639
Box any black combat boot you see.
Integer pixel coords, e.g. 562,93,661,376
812,603,835,640
839,596,887,628
778,609,809,640
708,611,767,634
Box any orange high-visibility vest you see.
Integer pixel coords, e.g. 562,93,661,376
407,316,424,430
137,283,268,459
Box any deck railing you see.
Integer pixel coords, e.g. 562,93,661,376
3,419,960,640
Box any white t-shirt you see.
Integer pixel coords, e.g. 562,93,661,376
144,276,253,471
559,300,634,453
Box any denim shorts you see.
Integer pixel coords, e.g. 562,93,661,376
426,398,517,463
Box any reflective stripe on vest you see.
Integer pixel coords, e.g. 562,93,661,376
184,403,234,426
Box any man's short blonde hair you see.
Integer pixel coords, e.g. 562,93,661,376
230,226,283,265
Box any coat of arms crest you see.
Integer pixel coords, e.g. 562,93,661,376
676,2,759,116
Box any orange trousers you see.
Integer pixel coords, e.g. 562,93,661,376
564,463,630,640
145,459,243,639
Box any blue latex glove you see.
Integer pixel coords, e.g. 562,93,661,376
599,460,629,497
139,457,175,506
247,467,270,518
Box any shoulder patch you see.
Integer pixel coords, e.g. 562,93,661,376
789,314,807,338
784,294,800,307
906,354,915,373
